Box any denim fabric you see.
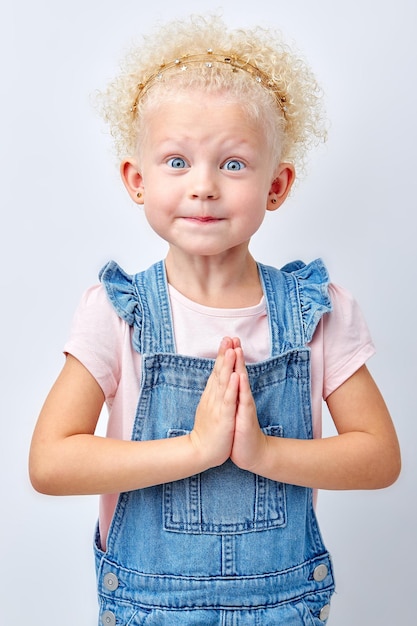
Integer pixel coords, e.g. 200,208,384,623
95,259,335,624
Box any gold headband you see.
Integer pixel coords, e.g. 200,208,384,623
131,50,287,116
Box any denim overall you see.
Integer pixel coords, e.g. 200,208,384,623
94,259,335,625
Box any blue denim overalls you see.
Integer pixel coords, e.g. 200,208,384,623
94,259,335,625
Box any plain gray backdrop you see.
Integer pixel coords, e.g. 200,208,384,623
2,1,416,624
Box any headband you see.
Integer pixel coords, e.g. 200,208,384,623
131,50,287,116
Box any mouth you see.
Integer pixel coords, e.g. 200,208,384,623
184,216,223,223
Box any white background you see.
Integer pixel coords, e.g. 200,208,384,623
1,1,416,624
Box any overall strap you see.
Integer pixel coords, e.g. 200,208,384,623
99,258,332,357
134,260,176,354
258,259,332,356
99,260,175,354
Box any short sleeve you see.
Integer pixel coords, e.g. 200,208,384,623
63,284,128,400
321,284,376,399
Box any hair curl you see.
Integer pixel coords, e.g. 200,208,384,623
97,14,327,176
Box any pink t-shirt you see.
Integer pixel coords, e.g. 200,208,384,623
64,279,375,546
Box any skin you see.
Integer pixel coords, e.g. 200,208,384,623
29,91,400,496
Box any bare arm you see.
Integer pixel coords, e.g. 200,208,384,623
30,338,400,495
231,350,401,490
29,341,238,496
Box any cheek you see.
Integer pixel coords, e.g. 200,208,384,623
143,208,167,240
143,196,171,232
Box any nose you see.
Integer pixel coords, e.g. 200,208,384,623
188,166,219,200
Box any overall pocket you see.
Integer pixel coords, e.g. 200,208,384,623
163,426,286,534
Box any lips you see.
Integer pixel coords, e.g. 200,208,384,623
184,216,223,222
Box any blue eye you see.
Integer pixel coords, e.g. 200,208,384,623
223,159,245,171
167,157,188,169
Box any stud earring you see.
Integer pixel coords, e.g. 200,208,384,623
271,198,277,204
137,192,142,198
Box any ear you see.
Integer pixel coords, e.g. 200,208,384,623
267,163,296,212
120,159,144,204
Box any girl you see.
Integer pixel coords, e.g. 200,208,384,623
29,14,400,625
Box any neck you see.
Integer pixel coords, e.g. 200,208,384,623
164,246,263,308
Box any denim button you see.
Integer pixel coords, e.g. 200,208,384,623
101,610,116,626
313,564,328,581
319,604,331,621
103,572,119,591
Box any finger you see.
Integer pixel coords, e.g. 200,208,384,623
206,346,236,400
233,346,247,375
218,336,234,355
222,370,240,411
238,371,253,405
216,348,237,388
207,339,232,385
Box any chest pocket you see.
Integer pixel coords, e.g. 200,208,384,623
163,425,286,535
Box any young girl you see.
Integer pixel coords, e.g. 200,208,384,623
29,14,400,625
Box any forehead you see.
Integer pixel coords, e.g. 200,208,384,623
142,90,267,143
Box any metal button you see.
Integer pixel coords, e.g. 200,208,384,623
319,604,331,621
101,610,116,626
103,572,119,591
313,563,328,582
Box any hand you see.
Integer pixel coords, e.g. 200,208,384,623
230,345,268,472
190,337,239,469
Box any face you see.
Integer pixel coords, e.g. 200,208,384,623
123,91,293,262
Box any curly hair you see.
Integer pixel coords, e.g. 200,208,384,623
97,14,327,176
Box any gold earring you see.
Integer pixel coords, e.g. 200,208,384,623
137,192,142,198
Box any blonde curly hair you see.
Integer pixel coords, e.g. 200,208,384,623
97,14,327,175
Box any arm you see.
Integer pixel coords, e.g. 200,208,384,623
29,340,238,496
231,351,401,490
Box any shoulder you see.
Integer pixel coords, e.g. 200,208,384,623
78,282,115,308
70,282,124,329
64,283,131,397
318,282,376,398
326,282,373,335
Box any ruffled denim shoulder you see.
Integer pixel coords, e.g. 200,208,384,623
280,258,333,343
98,258,332,351
99,261,142,340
